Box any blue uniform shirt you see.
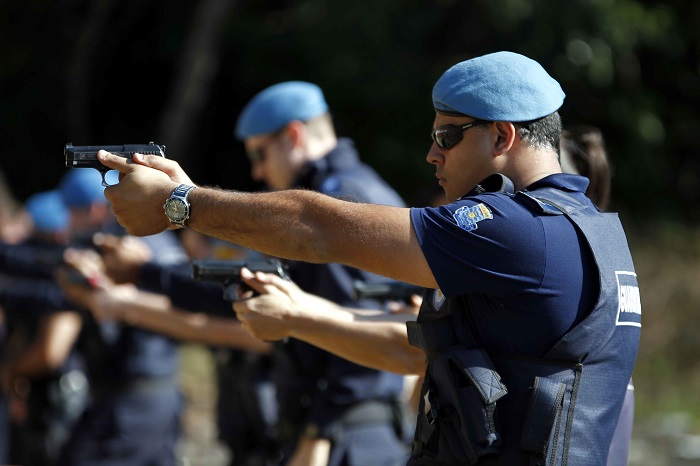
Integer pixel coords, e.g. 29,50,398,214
107,231,188,380
410,174,598,357
276,138,406,439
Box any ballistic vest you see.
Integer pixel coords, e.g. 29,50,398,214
407,179,641,466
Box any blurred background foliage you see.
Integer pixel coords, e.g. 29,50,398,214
2,0,700,458
3,0,700,221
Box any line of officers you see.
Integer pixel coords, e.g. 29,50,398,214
0,153,419,465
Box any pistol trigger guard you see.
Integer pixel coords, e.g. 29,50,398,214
100,176,110,187
223,285,240,302
99,168,118,187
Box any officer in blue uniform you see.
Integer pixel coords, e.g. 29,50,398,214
52,169,189,466
0,190,88,466
402,54,640,465
234,81,409,465
18,190,88,466
96,51,641,466
100,240,283,466
0,169,33,464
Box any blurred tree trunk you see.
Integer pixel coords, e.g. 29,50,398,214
65,0,121,143
157,0,237,166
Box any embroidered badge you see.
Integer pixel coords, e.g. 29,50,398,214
453,203,493,232
432,289,446,310
615,271,641,327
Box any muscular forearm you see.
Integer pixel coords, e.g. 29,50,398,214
116,293,271,352
99,151,435,287
234,270,427,374
287,306,426,375
143,310,270,352
187,187,436,288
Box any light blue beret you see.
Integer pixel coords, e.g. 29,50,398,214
25,190,69,232
235,81,329,139
58,169,108,208
432,51,565,122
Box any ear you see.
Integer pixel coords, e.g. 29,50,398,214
285,120,307,150
493,121,517,155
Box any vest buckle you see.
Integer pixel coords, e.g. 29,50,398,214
424,389,439,425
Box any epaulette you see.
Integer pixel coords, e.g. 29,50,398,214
516,191,565,215
473,173,515,195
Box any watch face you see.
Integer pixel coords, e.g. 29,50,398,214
165,198,187,221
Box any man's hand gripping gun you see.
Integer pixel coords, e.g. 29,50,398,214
191,259,290,302
64,142,166,186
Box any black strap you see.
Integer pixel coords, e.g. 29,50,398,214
407,315,458,353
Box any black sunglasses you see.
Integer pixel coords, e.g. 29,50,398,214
431,120,489,150
246,129,284,163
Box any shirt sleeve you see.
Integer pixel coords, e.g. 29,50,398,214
410,194,546,298
0,278,72,316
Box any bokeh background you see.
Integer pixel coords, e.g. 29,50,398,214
2,0,700,464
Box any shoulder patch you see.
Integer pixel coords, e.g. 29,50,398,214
453,203,493,232
432,289,446,310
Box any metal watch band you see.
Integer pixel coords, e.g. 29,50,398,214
166,184,196,227
173,184,196,198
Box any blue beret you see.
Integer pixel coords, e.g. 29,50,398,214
235,81,329,139
58,169,108,208
25,190,69,232
432,51,565,122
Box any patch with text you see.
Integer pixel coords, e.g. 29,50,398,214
615,271,641,327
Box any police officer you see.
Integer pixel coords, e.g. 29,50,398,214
97,51,641,466
53,169,189,466
0,167,32,464
232,81,409,465
60,231,281,466
0,189,87,466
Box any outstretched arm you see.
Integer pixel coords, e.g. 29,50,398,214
233,269,426,375
57,249,271,353
89,285,271,352
99,151,437,288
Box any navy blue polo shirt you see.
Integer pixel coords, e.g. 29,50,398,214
410,174,598,357
278,138,406,435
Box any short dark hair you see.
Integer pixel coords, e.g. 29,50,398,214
515,112,562,153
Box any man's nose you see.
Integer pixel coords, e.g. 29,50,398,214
426,144,443,165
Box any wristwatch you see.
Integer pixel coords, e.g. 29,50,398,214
163,184,196,227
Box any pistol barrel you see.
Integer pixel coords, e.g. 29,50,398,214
64,142,165,168
191,259,289,285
